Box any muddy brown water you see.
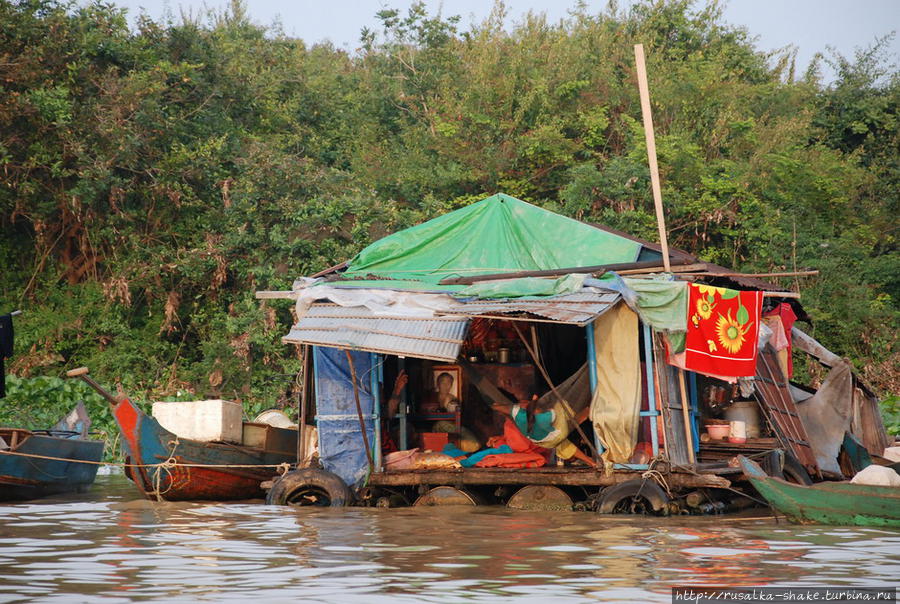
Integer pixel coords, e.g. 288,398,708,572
0,472,897,603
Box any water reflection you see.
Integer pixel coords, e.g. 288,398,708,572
0,474,897,602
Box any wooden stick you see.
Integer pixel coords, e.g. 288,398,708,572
255,290,296,300
616,262,709,275
510,322,601,462
344,349,374,475
762,292,801,299
634,44,671,273
438,258,694,285
297,345,309,466
310,261,348,278
676,270,819,279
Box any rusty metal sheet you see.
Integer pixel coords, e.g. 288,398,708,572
283,304,469,362
442,291,621,325
753,346,820,477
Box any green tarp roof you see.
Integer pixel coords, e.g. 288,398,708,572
338,194,643,290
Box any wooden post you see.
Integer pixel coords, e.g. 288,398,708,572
634,43,671,272
297,344,309,466
677,370,696,464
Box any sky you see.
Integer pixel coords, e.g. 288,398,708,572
101,0,898,83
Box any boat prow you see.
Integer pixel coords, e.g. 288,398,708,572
738,455,900,527
114,398,295,501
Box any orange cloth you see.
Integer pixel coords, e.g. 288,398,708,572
474,452,546,468
490,419,550,455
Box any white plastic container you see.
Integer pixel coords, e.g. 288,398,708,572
728,420,747,444
151,399,243,443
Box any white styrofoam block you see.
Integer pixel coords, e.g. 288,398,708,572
850,464,900,487
883,446,900,463
151,399,243,443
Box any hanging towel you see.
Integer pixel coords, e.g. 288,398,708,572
622,278,688,332
0,314,13,399
590,302,642,464
684,285,762,378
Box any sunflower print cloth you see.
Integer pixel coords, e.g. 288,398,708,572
684,284,762,377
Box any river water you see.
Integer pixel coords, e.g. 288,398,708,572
0,472,897,603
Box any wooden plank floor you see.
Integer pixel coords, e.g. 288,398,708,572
367,467,731,489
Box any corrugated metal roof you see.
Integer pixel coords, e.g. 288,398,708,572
283,304,469,362
442,291,621,326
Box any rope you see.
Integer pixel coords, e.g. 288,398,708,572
640,468,673,499
640,456,674,499
148,438,182,501
0,449,297,470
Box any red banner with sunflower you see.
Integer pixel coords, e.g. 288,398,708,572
684,284,763,377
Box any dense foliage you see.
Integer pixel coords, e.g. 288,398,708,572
1,0,897,435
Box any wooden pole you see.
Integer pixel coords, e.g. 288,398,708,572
634,44,671,273
677,370,696,464
297,345,309,466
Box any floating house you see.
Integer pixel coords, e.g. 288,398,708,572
258,193,892,511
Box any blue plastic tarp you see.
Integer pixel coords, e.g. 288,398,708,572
313,346,378,489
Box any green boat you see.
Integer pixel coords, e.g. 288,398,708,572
738,455,900,528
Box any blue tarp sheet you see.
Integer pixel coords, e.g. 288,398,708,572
313,346,378,489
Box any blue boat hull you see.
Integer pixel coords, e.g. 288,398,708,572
0,430,104,501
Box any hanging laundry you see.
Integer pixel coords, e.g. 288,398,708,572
764,302,797,377
684,285,762,378
762,315,790,377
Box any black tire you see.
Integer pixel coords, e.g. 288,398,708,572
762,449,813,486
597,479,669,515
779,452,813,486
265,468,352,507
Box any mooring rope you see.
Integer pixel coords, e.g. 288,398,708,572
0,449,297,470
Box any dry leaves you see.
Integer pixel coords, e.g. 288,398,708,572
160,290,180,334
102,276,132,306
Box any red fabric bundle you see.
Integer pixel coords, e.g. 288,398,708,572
481,419,550,468
474,452,546,468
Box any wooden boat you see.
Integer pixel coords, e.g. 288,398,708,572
738,455,900,527
0,427,104,501
114,397,296,501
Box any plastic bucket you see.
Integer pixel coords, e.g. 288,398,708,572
728,420,747,444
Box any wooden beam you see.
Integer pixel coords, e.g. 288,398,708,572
634,43,671,272
310,260,348,278
367,467,731,489
437,259,694,286
255,290,296,300
677,270,819,279
616,262,709,275
791,327,842,367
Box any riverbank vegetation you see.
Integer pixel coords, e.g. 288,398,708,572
1,0,897,438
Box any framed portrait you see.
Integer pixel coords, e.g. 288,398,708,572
431,364,462,411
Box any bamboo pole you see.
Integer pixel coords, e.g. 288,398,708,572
634,44,671,273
